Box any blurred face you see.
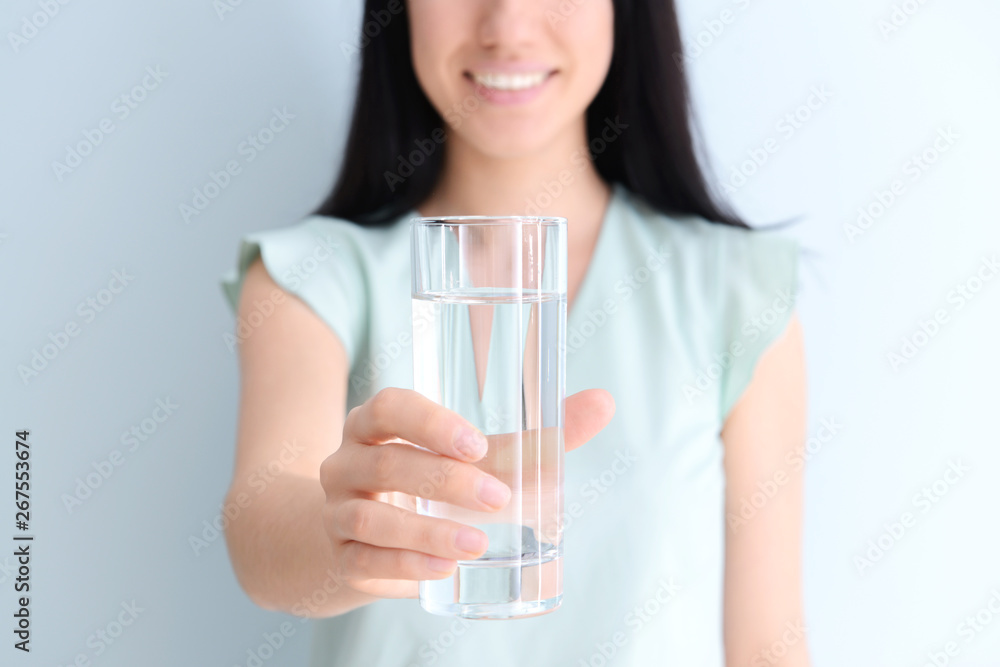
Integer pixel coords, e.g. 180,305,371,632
407,0,615,158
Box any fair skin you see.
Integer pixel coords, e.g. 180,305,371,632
225,1,809,665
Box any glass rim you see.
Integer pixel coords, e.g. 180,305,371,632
410,215,567,226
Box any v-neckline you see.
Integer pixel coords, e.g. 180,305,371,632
566,182,621,327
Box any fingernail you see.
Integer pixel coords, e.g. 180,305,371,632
476,476,511,509
454,428,488,460
427,556,456,573
455,528,488,554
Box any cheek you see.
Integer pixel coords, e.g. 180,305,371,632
407,4,469,115
561,2,615,99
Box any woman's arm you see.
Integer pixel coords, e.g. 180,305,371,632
224,258,380,616
721,314,811,667
224,258,615,618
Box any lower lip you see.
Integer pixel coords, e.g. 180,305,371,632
466,72,555,106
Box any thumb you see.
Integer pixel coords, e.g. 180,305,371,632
565,389,615,452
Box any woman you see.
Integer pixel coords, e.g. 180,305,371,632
221,1,810,665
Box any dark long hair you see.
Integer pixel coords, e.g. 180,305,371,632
313,0,744,228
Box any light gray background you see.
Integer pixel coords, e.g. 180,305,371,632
1,0,998,665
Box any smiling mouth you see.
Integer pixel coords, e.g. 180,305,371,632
466,70,555,91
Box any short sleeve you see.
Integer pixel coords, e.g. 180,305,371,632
716,228,800,420
220,217,368,364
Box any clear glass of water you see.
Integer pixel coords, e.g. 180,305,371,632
410,215,567,620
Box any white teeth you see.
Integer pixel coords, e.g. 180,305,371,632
472,71,549,91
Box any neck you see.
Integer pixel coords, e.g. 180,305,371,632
417,119,612,240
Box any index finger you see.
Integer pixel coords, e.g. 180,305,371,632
346,387,488,462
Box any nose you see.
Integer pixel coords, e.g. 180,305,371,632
477,0,546,49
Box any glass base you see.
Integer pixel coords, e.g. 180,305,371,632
419,594,562,620
419,550,563,619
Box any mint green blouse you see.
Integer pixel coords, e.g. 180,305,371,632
221,183,798,666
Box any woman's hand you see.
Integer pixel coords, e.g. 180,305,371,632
319,387,615,601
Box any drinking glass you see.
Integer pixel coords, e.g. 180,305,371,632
410,215,567,619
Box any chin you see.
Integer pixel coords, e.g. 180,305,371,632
459,116,566,161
